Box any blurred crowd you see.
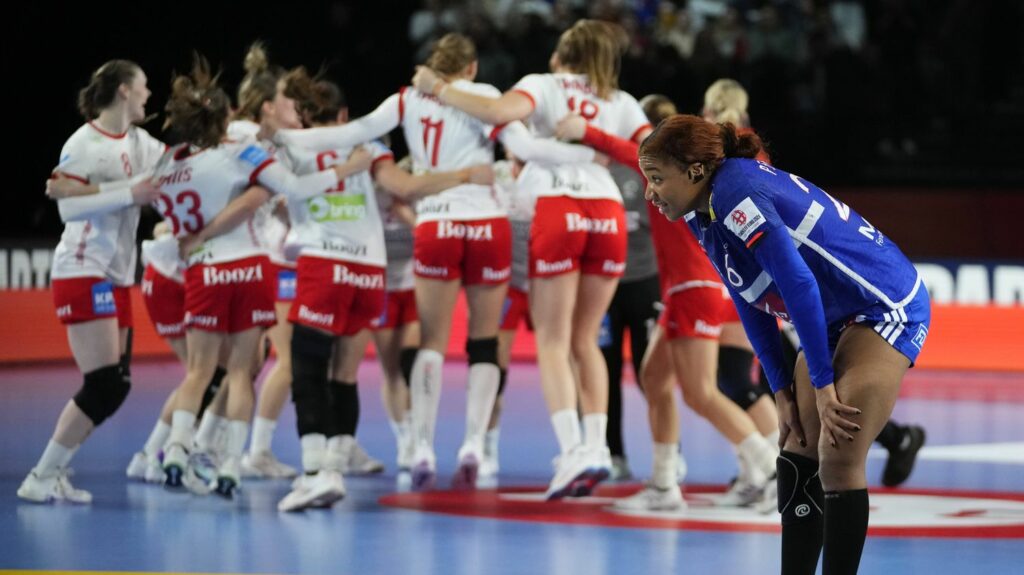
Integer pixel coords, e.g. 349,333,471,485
407,0,1024,185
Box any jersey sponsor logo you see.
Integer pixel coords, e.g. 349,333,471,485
694,319,723,337
238,145,270,167
558,77,596,96
252,309,277,323
297,304,334,327
724,197,766,242
550,174,590,193
320,240,368,258
565,214,619,234
602,260,626,274
202,264,264,286
91,282,116,315
154,321,183,335
157,167,192,187
308,194,368,222
417,201,451,215
277,269,297,300
536,258,573,274
332,264,385,289
415,259,449,277
185,312,218,328
482,266,511,281
912,325,928,350
437,222,494,241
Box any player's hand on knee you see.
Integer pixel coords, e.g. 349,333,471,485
775,386,806,449
815,384,861,448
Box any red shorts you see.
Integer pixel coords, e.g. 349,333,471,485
374,289,418,330
288,256,386,336
52,276,133,327
184,256,277,334
530,196,627,278
720,293,741,324
658,287,727,340
414,217,512,286
500,287,532,331
269,262,297,303
142,265,185,337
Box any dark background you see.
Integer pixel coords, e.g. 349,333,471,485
7,0,1024,257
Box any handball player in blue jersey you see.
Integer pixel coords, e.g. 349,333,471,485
638,115,930,575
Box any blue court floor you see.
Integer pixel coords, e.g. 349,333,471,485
1,359,1023,574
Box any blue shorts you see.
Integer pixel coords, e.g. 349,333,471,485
829,284,931,365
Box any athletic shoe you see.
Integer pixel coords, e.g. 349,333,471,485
126,451,149,480
277,471,346,512
569,445,612,497
717,475,764,507
215,457,241,499
882,425,926,487
755,473,779,515
613,483,686,512
346,441,385,475
162,443,189,489
241,451,299,479
610,455,633,481
410,442,437,491
451,443,480,490
480,432,499,478
546,445,595,500
17,469,91,504
397,429,415,471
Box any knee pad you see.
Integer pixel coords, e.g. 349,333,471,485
498,368,508,396
466,337,499,366
73,364,130,426
399,347,418,388
717,346,765,410
777,450,824,524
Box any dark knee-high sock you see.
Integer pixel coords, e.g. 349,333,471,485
823,489,870,575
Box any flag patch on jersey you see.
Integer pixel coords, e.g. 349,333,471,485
238,145,270,168
91,282,116,315
724,197,766,243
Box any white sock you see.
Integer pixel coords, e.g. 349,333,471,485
249,416,277,455
168,410,197,449
300,433,327,474
143,420,171,457
464,363,500,450
551,409,582,455
410,349,444,447
194,412,224,452
35,439,75,476
737,432,776,476
224,420,250,458
485,427,500,457
766,429,781,455
583,413,608,449
652,443,679,489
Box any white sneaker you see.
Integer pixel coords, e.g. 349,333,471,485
241,451,299,479
677,453,689,483
277,470,346,512
545,445,596,500
17,469,92,504
347,441,385,475
717,473,766,507
215,456,241,499
162,443,189,489
570,445,612,497
613,483,685,512
144,457,166,484
410,441,437,491
480,434,499,478
452,443,480,490
126,451,149,480
397,429,415,471
610,455,633,481
755,474,779,515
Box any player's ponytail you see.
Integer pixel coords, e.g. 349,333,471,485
718,122,763,159
77,60,141,120
164,53,230,149
236,41,285,122
640,114,764,174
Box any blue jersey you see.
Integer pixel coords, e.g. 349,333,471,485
685,158,923,391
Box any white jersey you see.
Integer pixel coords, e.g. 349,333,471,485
154,140,277,266
51,122,165,285
227,119,261,141
398,80,504,222
510,73,651,201
377,187,415,292
281,140,392,267
492,161,534,291
140,234,184,283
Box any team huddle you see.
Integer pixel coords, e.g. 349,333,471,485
22,19,929,575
